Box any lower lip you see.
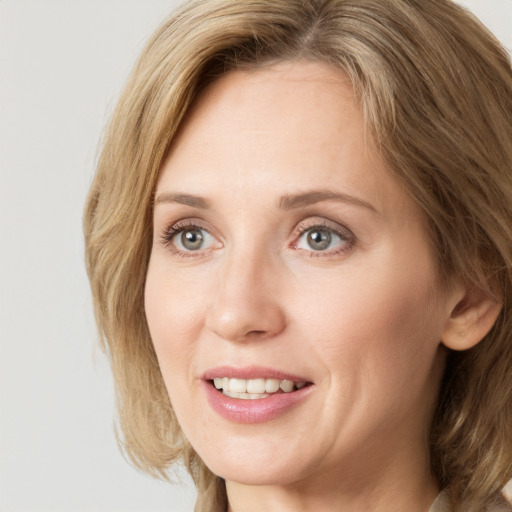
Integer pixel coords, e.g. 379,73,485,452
203,381,313,424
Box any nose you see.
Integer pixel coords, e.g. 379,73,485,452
205,246,287,343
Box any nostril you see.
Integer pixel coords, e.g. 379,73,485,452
247,330,267,337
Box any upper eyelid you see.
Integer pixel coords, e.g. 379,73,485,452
160,218,214,237
294,218,354,238
159,219,203,244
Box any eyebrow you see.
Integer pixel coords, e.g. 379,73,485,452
154,192,212,209
154,189,378,213
279,189,378,213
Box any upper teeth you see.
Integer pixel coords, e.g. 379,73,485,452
213,377,306,395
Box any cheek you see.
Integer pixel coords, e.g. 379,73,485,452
144,259,208,384
291,255,443,396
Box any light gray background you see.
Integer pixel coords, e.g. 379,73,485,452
1,1,511,511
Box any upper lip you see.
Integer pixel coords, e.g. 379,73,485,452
201,365,312,383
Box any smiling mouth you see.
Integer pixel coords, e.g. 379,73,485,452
210,377,310,399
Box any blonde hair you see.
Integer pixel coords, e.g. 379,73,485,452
84,1,512,510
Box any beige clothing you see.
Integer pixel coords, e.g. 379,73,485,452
428,491,450,512
429,490,512,512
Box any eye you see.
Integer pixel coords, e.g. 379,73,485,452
295,223,353,255
162,222,217,254
175,227,215,251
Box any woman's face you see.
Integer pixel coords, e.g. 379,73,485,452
145,61,455,489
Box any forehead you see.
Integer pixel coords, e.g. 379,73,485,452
170,60,361,158
158,60,414,221
183,60,356,133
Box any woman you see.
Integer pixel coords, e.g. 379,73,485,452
84,1,512,511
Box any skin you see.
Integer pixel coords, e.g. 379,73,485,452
145,60,464,512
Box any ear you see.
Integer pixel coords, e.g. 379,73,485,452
442,284,503,351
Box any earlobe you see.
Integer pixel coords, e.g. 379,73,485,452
441,285,503,351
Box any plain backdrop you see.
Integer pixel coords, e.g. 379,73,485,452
0,1,511,511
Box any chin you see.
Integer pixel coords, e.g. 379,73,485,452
208,459,302,487
195,437,311,486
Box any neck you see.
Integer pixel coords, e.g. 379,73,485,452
225,436,439,512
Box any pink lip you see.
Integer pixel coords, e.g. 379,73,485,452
201,366,314,424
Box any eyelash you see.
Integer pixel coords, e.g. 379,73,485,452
159,219,356,258
293,220,355,258
159,220,213,258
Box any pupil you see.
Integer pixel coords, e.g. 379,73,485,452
308,229,331,251
181,229,203,250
